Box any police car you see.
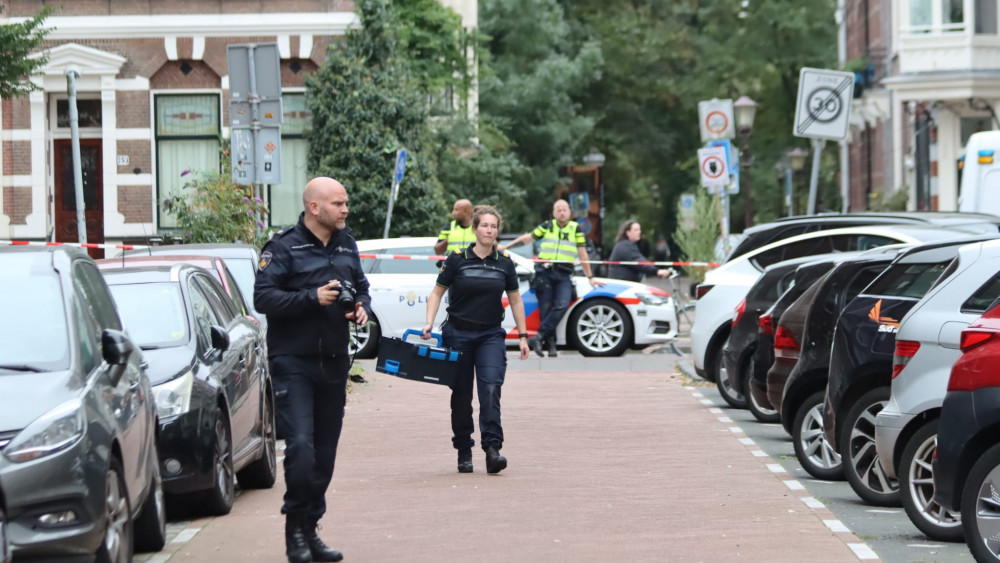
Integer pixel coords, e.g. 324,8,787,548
351,237,678,357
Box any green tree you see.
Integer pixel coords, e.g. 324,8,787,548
393,0,470,97
673,189,720,284
306,0,446,239
0,6,53,98
479,0,603,231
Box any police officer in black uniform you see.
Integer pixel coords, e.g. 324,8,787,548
254,177,370,563
423,205,530,474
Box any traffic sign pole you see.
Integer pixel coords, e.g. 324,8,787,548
806,138,825,215
383,148,407,238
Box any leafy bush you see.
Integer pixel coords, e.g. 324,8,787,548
162,150,269,246
673,190,720,284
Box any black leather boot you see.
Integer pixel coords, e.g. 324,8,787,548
485,444,507,474
304,518,344,562
458,448,473,473
284,514,312,563
547,338,558,357
528,336,545,357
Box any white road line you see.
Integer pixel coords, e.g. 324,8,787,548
728,426,744,434
738,438,755,446
906,543,946,548
825,519,850,533
783,480,805,491
800,497,825,509
692,392,704,397
766,463,787,474
866,508,901,514
717,416,732,422
171,528,202,544
684,386,695,390
751,450,768,457
700,399,714,405
848,543,880,560
708,408,723,414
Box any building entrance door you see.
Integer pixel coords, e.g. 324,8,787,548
54,139,104,258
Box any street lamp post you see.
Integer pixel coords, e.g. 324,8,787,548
734,95,758,228
785,147,808,216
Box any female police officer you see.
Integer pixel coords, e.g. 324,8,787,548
422,205,530,474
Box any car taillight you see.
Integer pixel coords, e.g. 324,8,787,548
773,325,799,358
696,284,714,300
759,314,774,336
960,330,997,352
891,340,921,379
732,299,746,328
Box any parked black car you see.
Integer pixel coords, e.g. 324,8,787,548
721,254,840,411
823,237,997,506
101,264,277,516
933,302,1000,561
783,248,900,480
726,212,1000,263
748,258,840,421
0,246,166,561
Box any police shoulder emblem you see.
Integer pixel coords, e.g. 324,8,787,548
259,251,273,270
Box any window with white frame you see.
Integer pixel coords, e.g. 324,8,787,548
155,94,221,229
268,93,311,227
977,0,998,33
907,0,966,32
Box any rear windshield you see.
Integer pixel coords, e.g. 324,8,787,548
0,267,69,370
108,282,189,349
225,258,257,310
864,261,951,299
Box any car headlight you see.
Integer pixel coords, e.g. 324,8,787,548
4,399,85,463
153,370,194,419
636,292,671,307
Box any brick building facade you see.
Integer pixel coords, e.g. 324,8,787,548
0,0,359,246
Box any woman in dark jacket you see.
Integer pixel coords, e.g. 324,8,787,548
607,220,672,282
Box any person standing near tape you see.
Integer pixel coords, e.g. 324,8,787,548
434,198,476,255
499,199,602,357
254,177,370,563
423,205,530,474
607,220,673,283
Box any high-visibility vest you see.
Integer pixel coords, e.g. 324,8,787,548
532,220,584,263
438,220,475,253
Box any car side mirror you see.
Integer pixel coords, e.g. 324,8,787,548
101,329,134,366
210,325,230,352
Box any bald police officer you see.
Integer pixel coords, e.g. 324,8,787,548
434,199,476,255
254,177,370,563
499,199,602,357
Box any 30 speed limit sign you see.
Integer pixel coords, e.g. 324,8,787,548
794,67,855,141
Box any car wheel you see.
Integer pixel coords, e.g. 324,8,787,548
133,462,167,552
744,362,779,423
702,327,730,384
839,387,900,506
350,316,380,359
716,366,747,408
237,385,278,489
792,391,844,481
900,420,962,541
204,410,235,516
961,442,1000,561
568,299,633,357
95,457,133,563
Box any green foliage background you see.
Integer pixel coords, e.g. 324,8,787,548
0,6,52,98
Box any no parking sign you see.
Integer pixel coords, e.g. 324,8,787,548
698,146,730,189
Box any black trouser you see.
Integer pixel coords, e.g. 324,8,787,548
443,322,507,450
271,354,348,521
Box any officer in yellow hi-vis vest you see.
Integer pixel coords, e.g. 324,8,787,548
499,199,603,357
434,199,476,255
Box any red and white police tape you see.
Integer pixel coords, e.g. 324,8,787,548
0,240,720,267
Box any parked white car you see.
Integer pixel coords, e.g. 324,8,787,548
350,237,678,357
691,225,979,383
875,238,1000,541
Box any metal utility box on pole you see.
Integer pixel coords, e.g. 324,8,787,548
227,43,282,232
64,65,86,245
793,67,854,214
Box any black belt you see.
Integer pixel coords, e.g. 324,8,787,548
446,316,496,331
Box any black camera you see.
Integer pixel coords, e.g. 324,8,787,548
335,280,356,313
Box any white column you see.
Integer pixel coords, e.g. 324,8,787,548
891,97,907,205
936,113,959,210
101,75,128,235
19,90,47,238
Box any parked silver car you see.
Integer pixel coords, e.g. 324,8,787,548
876,238,1000,541
0,247,166,561
1,503,9,563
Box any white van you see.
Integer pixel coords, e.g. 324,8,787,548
958,130,1000,213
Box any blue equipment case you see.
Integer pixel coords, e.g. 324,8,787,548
375,329,461,386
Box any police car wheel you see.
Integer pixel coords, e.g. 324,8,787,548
568,298,633,357
351,316,380,359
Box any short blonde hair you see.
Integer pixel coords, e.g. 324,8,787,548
472,205,502,232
